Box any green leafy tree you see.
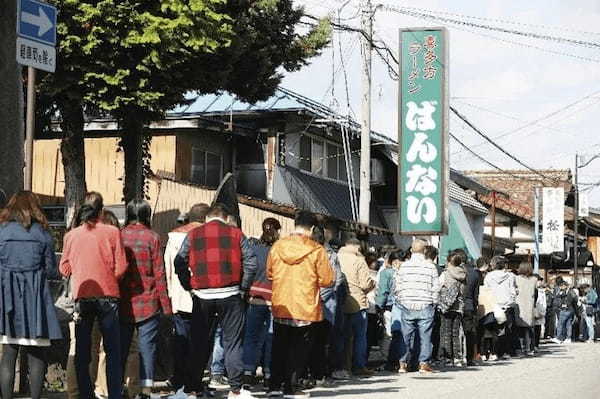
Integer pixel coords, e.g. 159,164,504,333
39,0,330,208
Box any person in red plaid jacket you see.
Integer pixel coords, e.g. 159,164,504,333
175,203,257,399
119,200,172,399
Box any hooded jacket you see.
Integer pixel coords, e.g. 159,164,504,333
338,244,375,314
484,270,518,308
267,234,334,322
440,264,467,313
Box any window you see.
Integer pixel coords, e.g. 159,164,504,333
191,148,222,187
311,139,324,176
298,135,354,183
327,143,338,179
299,135,311,172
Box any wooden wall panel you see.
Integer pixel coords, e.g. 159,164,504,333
33,136,176,205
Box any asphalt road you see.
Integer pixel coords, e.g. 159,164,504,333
242,341,600,399
41,341,600,399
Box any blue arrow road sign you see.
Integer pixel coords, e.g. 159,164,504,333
17,0,57,46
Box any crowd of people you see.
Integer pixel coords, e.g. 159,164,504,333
0,190,597,399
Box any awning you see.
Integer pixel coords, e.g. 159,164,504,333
439,201,482,264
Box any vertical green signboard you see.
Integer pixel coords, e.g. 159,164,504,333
398,28,448,235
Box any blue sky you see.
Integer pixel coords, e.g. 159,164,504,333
282,0,600,203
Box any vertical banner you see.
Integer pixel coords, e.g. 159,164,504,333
398,28,449,235
542,187,565,253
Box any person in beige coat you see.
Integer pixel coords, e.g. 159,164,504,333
338,238,376,376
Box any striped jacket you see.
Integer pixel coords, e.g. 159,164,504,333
393,254,440,310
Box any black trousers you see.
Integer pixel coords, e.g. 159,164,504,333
462,311,478,361
308,320,332,380
498,307,516,357
188,295,246,392
534,325,542,348
271,322,312,393
440,311,462,360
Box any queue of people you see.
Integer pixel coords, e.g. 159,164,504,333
0,190,597,399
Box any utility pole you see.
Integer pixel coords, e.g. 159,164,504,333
359,0,372,225
574,153,579,286
491,191,497,255
24,67,36,190
534,187,540,274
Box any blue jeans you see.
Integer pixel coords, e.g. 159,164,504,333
330,298,347,371
171,312,192,390
389,304,406,362
400,304,435,364
242,304,273,375
586,315,595,341
557,310,574,341
121,315,160,388
211,326,225,376
344,310,368,370
75,298,122,399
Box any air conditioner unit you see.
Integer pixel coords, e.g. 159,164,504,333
370,158,385,186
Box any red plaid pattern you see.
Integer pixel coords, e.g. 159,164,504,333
187,220,243,290
120,224,172,322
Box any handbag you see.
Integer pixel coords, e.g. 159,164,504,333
54,277,75,322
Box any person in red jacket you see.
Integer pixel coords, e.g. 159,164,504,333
60,192,127,399
175,203,257,399
119,200,172,399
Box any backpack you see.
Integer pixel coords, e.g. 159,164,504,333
439,280,460,313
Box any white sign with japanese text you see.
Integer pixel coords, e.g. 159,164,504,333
16,37,55,73
542,187,564,253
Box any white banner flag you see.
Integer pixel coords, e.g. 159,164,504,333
579,192,590,217
542,187,564,253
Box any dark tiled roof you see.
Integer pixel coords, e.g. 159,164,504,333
276,166,387,229
449,180,488,214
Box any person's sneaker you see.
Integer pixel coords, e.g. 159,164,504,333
352,367,374,377
267,391,283,398
399,362,408,373
564,339,572,344
526,351,535,357
488,354,498,361
315,378,336,388
228,388,257,399
587,340,595,344
551,338,562,344
331,370,351,380
419,363,434,373
453,359,465,367
283,390,310,398
501,354,511,360
210,375,229,388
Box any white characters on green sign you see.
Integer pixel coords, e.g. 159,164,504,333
405,99,438,225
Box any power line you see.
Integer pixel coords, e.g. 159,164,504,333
452,89,600,158
385,6,600,50
450,106,560,183
391,5,600,37
449,131,545,183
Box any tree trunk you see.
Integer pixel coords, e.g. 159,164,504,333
121,119,146,204
59,101,86,226
0,0,25,197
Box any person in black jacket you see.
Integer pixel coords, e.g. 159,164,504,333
461,251,481,366
553,280,578,344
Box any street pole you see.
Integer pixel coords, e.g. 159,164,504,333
534,186,540,274
24,66,36,191
574,153,579,286
359,0,372,225
491,191,496,255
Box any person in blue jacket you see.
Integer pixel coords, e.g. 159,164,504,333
0,191,62,399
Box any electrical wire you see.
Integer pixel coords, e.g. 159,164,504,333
390,5,600,37
451,106,561,183
385,6,600,50
449,131,547,183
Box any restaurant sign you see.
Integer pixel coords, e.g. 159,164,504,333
398,28,449,235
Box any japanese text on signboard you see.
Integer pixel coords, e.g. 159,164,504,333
399,29,447,234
